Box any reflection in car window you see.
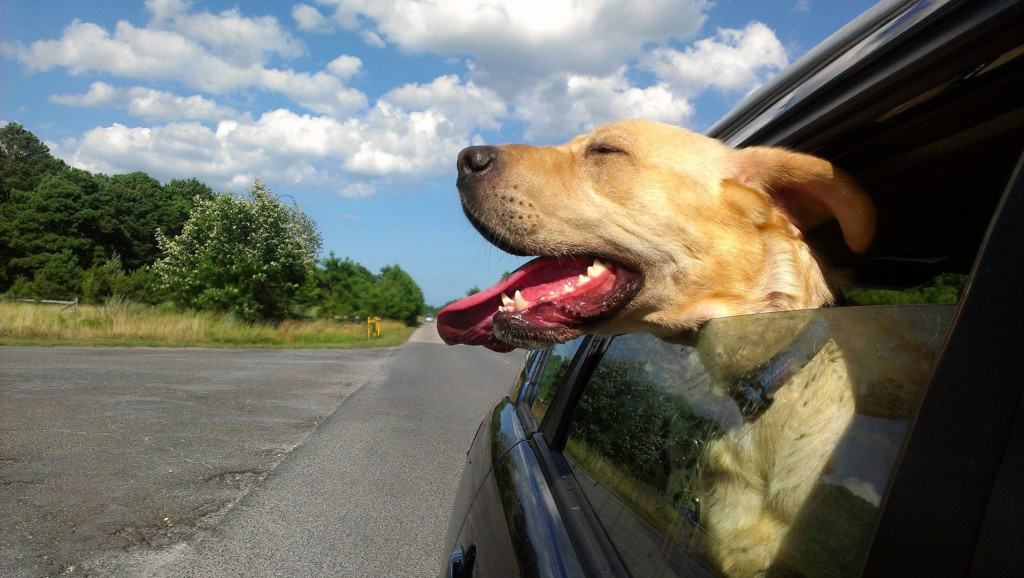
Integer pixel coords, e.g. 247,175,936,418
525,336,585,425
564,305,953,578
510,348,545,405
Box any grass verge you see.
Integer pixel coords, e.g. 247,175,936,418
0,301,415,348
565,438,683,538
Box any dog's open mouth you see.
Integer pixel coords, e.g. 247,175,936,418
437,256,641,351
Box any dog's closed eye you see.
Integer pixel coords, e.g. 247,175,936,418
586,143,627,156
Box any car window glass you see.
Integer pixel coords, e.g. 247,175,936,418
563,305,953,578
524,336,586,426
511,348,546,404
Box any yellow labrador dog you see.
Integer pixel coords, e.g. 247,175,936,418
437,119,876,575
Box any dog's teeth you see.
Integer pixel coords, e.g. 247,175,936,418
587,259,609,278
514,290,530,310
578,275,590,284
501,293,514,307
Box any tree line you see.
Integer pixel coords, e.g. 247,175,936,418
0,123,425,324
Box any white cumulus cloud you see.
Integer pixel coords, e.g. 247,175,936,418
55,75,505,196
21,1,796,201
292,4,333,33
257,68,366,117
320,0,709,80
642,21,789,95
50,82,238,122
145,0,304,65
383,75,507,132
514,69,694,141
14,4,365,117
326,55,362,80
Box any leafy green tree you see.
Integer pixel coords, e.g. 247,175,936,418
1,170,96,285
160,178,216,238
88,173,214,271
572,359,669,482
89,172,165,269
154,181,322,322
0,125,432,315
0,122,68,202
298,257,429,324
369,264,426,325
302,253,376,318
0,125,211,295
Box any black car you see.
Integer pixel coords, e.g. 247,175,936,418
441,1,1024,576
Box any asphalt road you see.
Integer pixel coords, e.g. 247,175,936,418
0,324,522,577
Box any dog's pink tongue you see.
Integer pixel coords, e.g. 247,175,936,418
436,279,519,352
437,257,593,352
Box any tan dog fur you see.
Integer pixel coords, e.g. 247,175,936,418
458,119,880,575
460,119,874,346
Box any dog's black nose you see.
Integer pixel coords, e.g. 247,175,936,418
458,146,498,176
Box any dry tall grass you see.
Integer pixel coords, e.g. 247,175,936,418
0,300,414,348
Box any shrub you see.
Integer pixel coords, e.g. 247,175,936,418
81,256,128,304
154,181,321,322
31,250,82,300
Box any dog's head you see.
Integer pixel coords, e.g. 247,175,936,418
438,119,874,351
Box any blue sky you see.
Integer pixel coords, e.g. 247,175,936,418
2,0,876,306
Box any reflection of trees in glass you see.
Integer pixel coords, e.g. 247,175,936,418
571,358,720,507
534,354,566,410
490,409,538,574
531,339,582,420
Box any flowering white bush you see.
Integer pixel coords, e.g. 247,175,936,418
154,181,321,322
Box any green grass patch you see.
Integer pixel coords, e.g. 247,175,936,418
566,438,684,538
0,301,415,348
843,273,966,305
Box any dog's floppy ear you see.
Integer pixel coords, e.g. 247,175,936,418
734,146,875,253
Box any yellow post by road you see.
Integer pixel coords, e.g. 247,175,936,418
366,316,382,339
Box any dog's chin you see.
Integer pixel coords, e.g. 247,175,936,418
492,313,585,350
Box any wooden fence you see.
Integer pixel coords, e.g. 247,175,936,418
15,298,78,311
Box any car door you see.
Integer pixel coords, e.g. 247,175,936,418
443,337,597,578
